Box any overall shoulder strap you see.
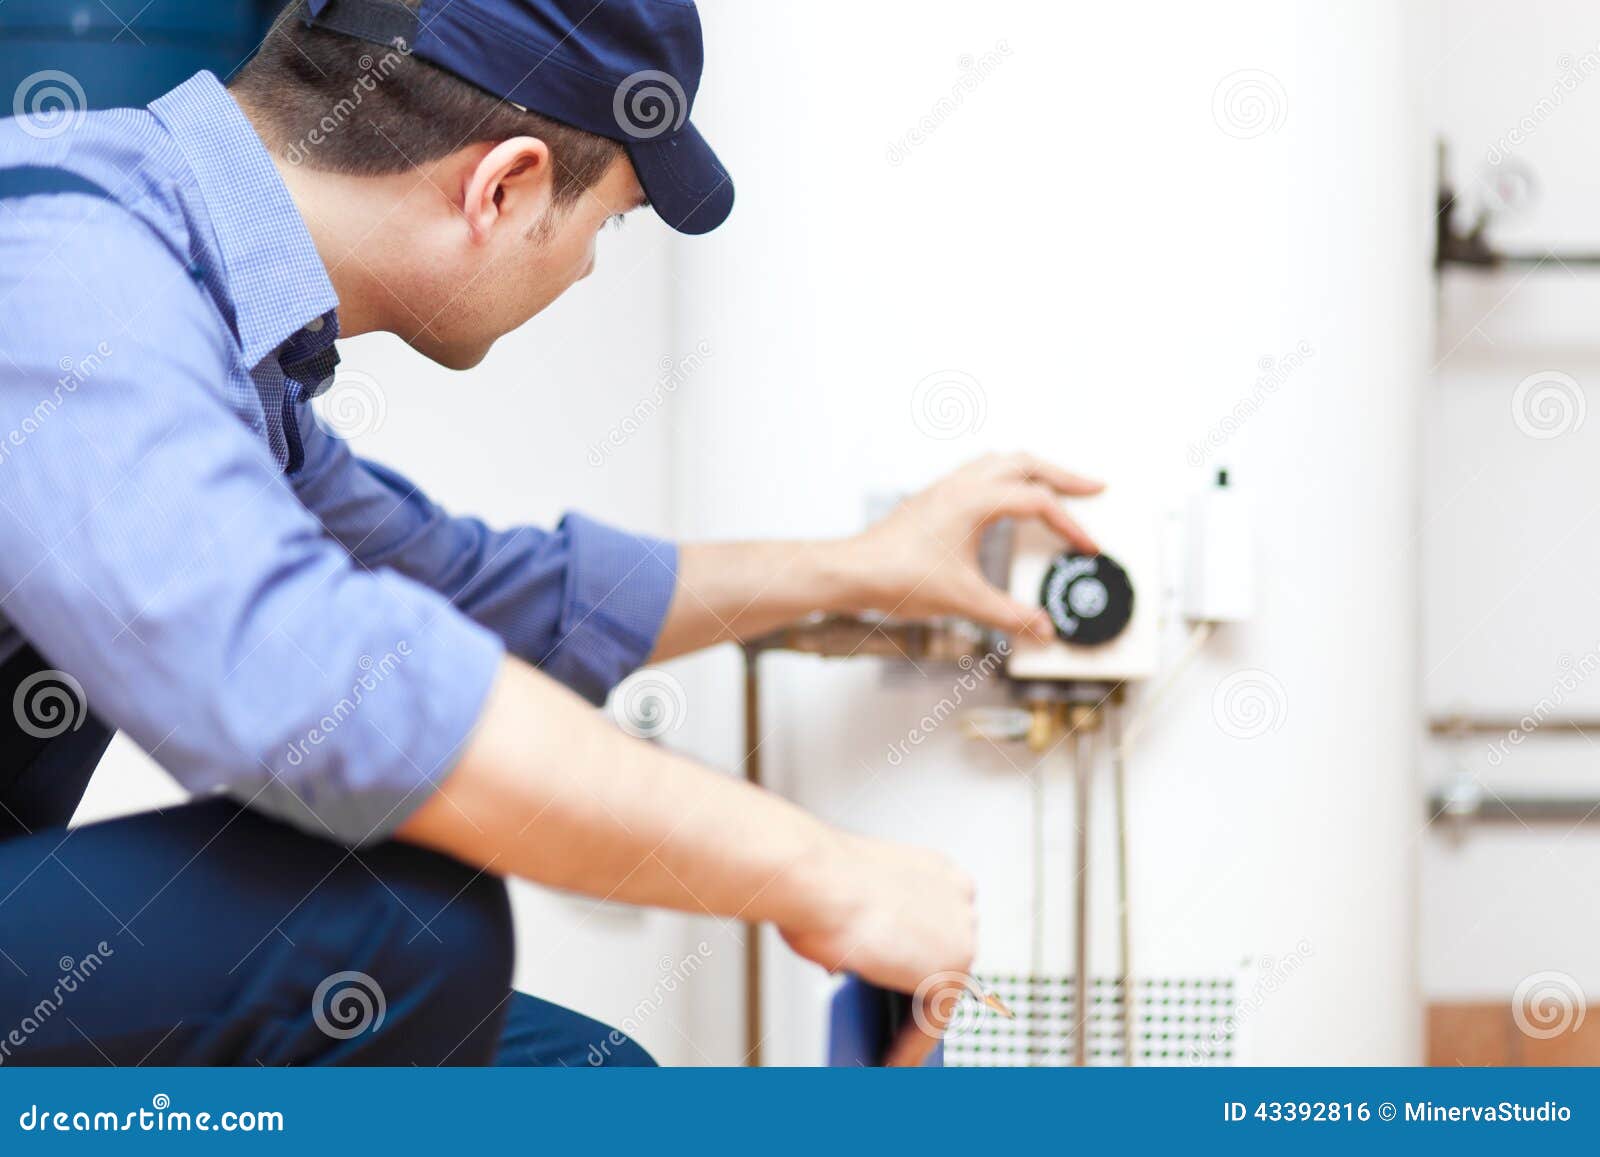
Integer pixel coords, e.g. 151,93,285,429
0,165,115,202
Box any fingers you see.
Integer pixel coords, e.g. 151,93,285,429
1020,453,1104,496
884,1020,943,1068
986,452,1104,496
958,575,1055,641
994,483,1100,554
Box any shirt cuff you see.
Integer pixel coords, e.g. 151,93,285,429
242,607,506,847
545,512,678,705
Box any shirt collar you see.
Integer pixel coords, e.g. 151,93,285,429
148,72,340,370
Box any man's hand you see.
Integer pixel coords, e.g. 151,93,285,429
780,831,977,1068
652,453,1104,660
840,452,1105,641
399,657,979,1046
780,831,976,991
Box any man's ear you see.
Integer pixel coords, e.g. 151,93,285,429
461,136,553,244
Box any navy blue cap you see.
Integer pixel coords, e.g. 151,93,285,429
301,0,734,234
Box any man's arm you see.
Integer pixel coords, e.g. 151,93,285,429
650,453,1105,660
0,209,503,845
291,413,675,706
396,655,976,996
0,209,976,1018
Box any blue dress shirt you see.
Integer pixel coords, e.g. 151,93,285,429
0,72,678,845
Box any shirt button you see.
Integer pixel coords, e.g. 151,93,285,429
305,317,325,333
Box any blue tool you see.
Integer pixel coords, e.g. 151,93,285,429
827,977,945,1068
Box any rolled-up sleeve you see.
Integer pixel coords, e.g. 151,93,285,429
0,208,503,845
291,417,677,705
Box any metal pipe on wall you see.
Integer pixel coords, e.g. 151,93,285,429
741,643,764,1068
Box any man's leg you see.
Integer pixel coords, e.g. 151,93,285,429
0,798,513,1065
495,991,658,1067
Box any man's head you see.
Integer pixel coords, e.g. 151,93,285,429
230,0,730,369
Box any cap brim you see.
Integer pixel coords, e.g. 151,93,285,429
626,122,735,236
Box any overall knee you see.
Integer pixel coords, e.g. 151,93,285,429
382,854,514,1011
316,843,514,1063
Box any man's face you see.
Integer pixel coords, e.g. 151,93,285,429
408,154,646,370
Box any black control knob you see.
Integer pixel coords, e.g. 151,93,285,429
1040,552,1135,646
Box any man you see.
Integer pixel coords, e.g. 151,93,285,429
0,0,1100,1065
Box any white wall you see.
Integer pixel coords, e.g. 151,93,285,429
666,0,1429,1064
1421,0,1600,1001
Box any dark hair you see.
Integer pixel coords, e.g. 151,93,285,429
229,2,621,208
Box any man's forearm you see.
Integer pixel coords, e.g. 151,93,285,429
396,655,851,929
650,539,874,661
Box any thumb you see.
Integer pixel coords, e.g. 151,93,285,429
960,577,1054,642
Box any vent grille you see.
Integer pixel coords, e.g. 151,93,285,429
943,973,1239,1067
